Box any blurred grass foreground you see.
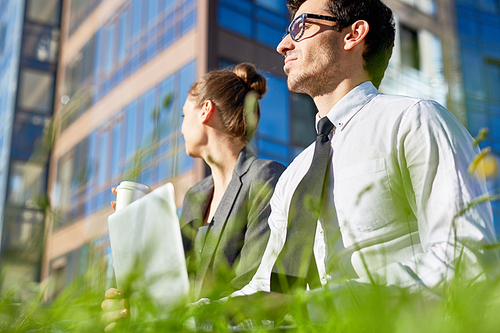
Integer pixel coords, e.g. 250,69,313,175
2,253,500,332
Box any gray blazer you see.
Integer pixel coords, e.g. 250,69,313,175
180,148,285,300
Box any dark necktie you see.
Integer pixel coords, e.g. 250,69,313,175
271,116,334,293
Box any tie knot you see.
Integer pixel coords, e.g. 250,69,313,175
317,117,334,137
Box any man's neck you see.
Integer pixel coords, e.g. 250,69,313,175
313,78,371,117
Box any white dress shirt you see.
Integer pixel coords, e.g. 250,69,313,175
232,81,498,296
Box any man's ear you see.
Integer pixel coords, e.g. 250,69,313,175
344,20,369,51
200,100,215,124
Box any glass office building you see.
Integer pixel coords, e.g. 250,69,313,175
0,0,62,292
455,0,500,234
43,0,464,293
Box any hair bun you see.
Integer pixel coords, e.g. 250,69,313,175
233,63,267,99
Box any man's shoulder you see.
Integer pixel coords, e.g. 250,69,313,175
369,94,454,126
374,93,424,108
374,94,445,113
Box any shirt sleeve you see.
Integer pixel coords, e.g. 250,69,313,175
358,100,498,291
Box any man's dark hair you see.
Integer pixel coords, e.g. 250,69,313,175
287,0,395,88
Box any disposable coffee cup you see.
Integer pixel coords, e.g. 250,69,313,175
115,181,150,211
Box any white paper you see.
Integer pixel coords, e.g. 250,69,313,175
108,182,189,309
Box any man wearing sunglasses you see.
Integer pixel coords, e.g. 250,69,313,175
232,0,498,298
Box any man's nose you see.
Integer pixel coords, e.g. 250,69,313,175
276,33,293,56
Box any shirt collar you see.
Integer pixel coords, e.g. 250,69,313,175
315,81,379,133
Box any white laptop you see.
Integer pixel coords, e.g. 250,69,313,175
107,182,190,309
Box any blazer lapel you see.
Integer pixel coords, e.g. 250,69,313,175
194,148,256,299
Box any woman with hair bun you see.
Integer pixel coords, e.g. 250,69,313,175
102,64,285,327
179,63,285,301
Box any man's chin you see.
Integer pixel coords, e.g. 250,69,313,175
287,78,309,95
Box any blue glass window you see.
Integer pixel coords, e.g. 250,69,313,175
256,22,281,48
255,0,287,13
149,0,158,24
98,131,109,185
84,187,93,216
291,93,317,147
163,15,175,48
492,116,500,140
218,5,252,37
10,119,44,160
93,28,103,77
96,189,105,209
106,23,116,73
467,111,489,139
258,74,290,142
135,97,144,146
141,0,149,29
257,139,289,165
219,0,252,12
157,142,172,181
486,61,500,103
99,28,108,75
130,54,140,73
491,104,500,118
140,167,153,186
125,101,137,157
257,7,287,26
58,0,199,124
72,143,82,190
165,0,175,14
160,76,174,140
461,48,484,99
118,12,127,61
479,0,498,13
175,136,193,174
83,38,96,82
132,0,142,37
178,60,197,117
111,120,122,178
181,9,196,34
182,0,196,10
480,20,500,45
457,11,478,40
218,1,288,46
142,89,155,145
456,0,475,6
146,28,157,61
87,131,97,183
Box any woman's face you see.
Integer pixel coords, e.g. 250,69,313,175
181,96,205,157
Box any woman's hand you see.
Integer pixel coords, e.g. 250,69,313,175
110,187,117,211
101,288,129,332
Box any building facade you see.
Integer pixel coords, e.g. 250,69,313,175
41,0,473,294
0,0,62,292
454,0,500,234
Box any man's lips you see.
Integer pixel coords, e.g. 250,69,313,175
284,56,297,66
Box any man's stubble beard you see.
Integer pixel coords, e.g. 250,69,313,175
286,38,341,98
